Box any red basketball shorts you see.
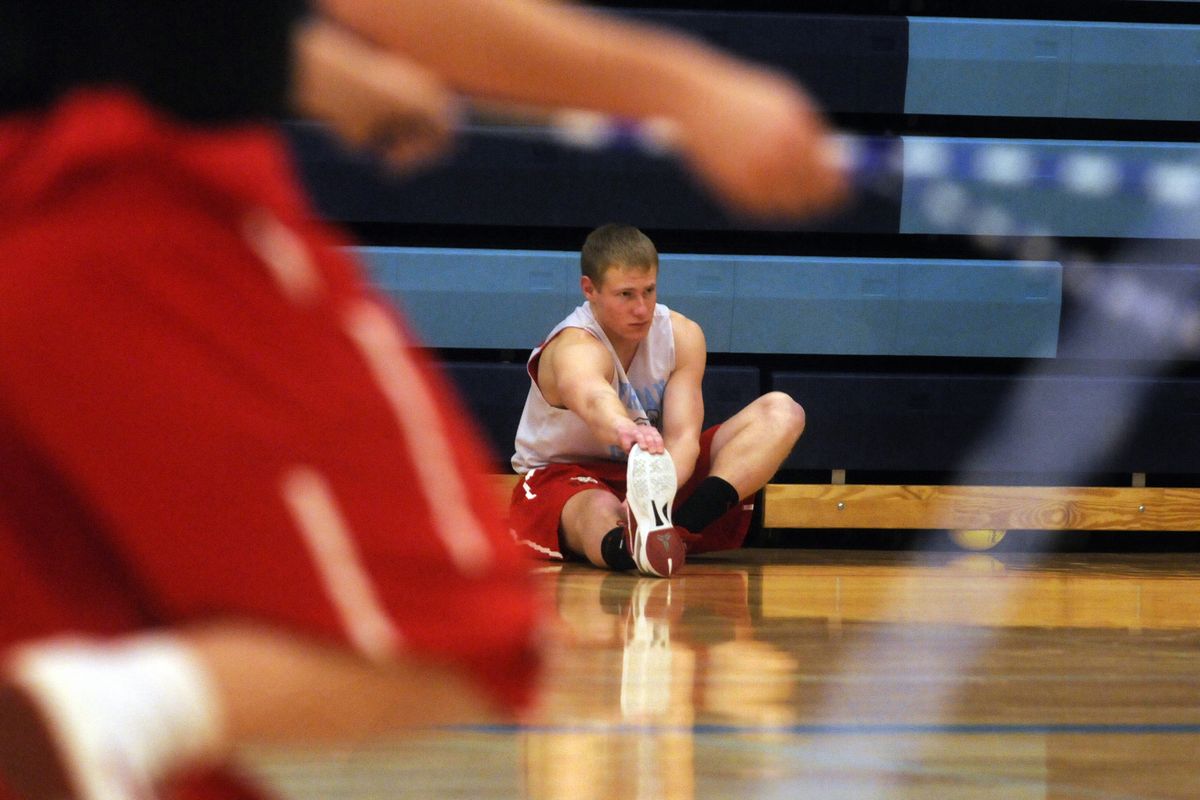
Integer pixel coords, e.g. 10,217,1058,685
0,91,544,726
509,426,755,559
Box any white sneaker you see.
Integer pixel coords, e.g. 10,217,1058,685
620,578,675,717
624,445,685,578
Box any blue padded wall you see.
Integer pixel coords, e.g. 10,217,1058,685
358,247,578,350
1055,262,1200,361
358,248,1062,359
899,137,1200,239
906,18,1200,121
727,257,1060,357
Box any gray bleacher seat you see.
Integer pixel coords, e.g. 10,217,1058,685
360,247,1063,359
906,18,1200,121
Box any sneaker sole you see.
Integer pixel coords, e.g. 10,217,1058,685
625,445,678,577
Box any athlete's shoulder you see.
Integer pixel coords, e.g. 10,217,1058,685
668,309,704,346
543,324,604,354
541,326,612,379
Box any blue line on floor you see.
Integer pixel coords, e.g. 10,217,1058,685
449,722,1200,736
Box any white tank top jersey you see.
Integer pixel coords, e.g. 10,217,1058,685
511,302,676,473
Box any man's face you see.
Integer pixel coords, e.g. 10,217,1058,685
582,263,658,344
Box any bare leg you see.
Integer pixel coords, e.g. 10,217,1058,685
559,488,625,568
709,392,806,498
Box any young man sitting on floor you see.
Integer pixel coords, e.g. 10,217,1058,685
509,224,807,577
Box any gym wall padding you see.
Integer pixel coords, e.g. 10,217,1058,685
359,247,1061,358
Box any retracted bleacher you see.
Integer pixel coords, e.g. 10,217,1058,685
291,1,1200,541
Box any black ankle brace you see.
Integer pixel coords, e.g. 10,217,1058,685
600,526,635,571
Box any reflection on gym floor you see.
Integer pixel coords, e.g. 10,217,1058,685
244,549,1200,800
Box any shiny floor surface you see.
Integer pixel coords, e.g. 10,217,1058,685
246,548,1200,799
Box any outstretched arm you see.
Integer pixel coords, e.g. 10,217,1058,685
661,313,706,487
0,622,516,800
542,330,663,455
292,18,457,172
315,0,847,219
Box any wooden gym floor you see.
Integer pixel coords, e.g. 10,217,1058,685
243,545,1200,799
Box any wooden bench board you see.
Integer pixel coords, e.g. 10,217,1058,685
493,475,1200,531
764,484,1200,531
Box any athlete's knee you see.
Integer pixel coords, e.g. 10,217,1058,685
560,488,624,563
758,391,806,442
581,488,624,522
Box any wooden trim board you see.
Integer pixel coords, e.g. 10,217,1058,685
763,484,1200,531
494,475,1200,531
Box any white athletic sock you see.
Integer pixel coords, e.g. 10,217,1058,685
9,635,227,800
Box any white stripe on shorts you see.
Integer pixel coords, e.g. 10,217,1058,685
509,528,562,560
522,468,539,500
242,208,322,305
281,466,402,660
342,300,493,576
